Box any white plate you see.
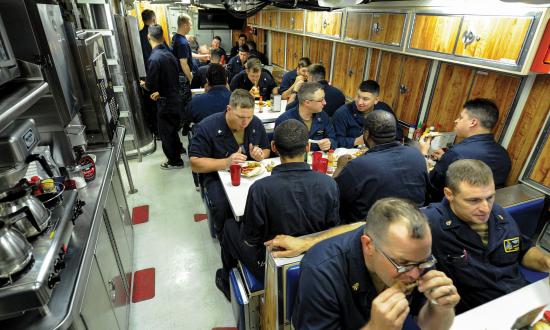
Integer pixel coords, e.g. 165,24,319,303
241,161,266,178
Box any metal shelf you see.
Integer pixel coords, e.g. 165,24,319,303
0,81,49,129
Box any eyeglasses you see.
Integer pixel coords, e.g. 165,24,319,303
306,97,325,103
376,245,437,274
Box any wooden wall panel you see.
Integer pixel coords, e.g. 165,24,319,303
347,46,368,97
332,43,351,95
370,13,406,46
455,16,533,63
368,48,381,80
530,136,550,187
377,51,405,110
286,34,303,70
134,3,170,44
321,12,343,37
345,12,372,41
410,14,462,54
468,71,522,139
507,75,550,185
271,31,285,67
305,11,320,34
395,57,431,125
426,63,475,130
304,37,333,74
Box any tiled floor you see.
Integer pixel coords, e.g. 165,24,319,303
123,138,235,329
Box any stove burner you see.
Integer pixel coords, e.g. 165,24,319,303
0,257,35,287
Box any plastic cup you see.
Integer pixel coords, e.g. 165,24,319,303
318,158,328,174
312,151,323,171
230,164,241,186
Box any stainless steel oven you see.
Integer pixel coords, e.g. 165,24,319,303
0,14,19,87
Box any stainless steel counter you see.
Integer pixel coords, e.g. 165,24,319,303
0,126,126,329
495,183,546,208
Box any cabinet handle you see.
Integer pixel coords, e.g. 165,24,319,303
399,84,409,94
322,19,329,29
461,30,480,46
348,69,353,77
372,22,383,33
108,280,117,302
290,17,295,29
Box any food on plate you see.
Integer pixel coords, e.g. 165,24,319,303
265,161,276,172
352,148,368,158
241,161,264,177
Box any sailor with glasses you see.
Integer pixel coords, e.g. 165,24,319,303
292,198,459,330
275,82,336,151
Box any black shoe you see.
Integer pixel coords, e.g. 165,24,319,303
160,162,184,170
215,268,231,302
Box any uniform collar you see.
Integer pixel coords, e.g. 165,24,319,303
318,80,329,87
437,199,510,251
153,44,167,51
368,141,401,153
348,228,376,295
460,133,494,144
271,162,311,174
207,85,229,94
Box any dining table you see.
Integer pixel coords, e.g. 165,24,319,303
217,148,359,219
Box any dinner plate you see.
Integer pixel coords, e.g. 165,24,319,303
241,161,266,178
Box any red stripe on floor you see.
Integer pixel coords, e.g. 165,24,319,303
132,205,149,225
132,268,155,303
194,213,207,222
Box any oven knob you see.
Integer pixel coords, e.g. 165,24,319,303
54,258,66,272
48,273,61,289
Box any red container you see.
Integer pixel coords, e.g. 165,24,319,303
312,151,322,171
318,158,328,174
230,164,241,186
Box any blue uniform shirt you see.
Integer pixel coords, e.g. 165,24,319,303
187,85,231,124
335,141,428,223
293,226,426,329
423,199,531,314
139,25,153,68
145,44,180,101
189,112,269,186
279,70,298,94
274,107,337,151
171,33,197,75
333,101,402,148
319,80,346,117
229,70,277,100
226,56,245,81
429,133,511,202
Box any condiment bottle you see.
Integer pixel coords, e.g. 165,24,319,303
533,310,550,330
327,150,335,174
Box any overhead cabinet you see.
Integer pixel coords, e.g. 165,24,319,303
306,11,342,38
247,12,260,26
261,11,278,28
280,10,304,32
408,12,539,71
345,11,407,48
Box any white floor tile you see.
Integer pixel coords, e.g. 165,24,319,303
122,139,235,330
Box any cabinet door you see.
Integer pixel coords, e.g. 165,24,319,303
112,166,134,287
306,11,321,34
369,13,406,46
529,134,550,187
247,13,256,26
345,12,372,41
304,37,333,74
368,48,381,80
271,32,285,67
95,217,129,330
280,11,304,32
286,34,303,71
468,70,521,139
80,257,120,330
410,14,462,54
280,11,293,30
332,44,367,97
455,15,533,63
262,11,277,28
377,51,405,111
395,56,431,125
321,12,342,37
426,63,475,131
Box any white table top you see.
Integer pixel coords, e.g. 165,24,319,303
451,276,550,330
218,148,358,218
254,100,287,124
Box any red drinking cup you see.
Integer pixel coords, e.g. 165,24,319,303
312,151,323,171
230,164,241,186
318,158,328,174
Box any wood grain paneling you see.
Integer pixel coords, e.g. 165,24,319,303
395,56,431,124
345,12,372,41
321,12,343,36
304,37,333,74
370,13,406,46
410,14,462,54
135,3,170,44
427,63,475,130
286,34,304,70
271,31,285,67
377,51,405,110
305,11,320,34
280,10,304,32
262,11,278,28
332,43,367,97
455,16,533,63
530,135,550,187
507,75,550,185
368,48,381,80
468,70,522,139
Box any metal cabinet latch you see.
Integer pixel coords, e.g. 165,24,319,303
399,84,410,94
372,22,383,33
462,30,481,46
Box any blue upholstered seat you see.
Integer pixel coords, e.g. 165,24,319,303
239,263,264,294
504,198,545,239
